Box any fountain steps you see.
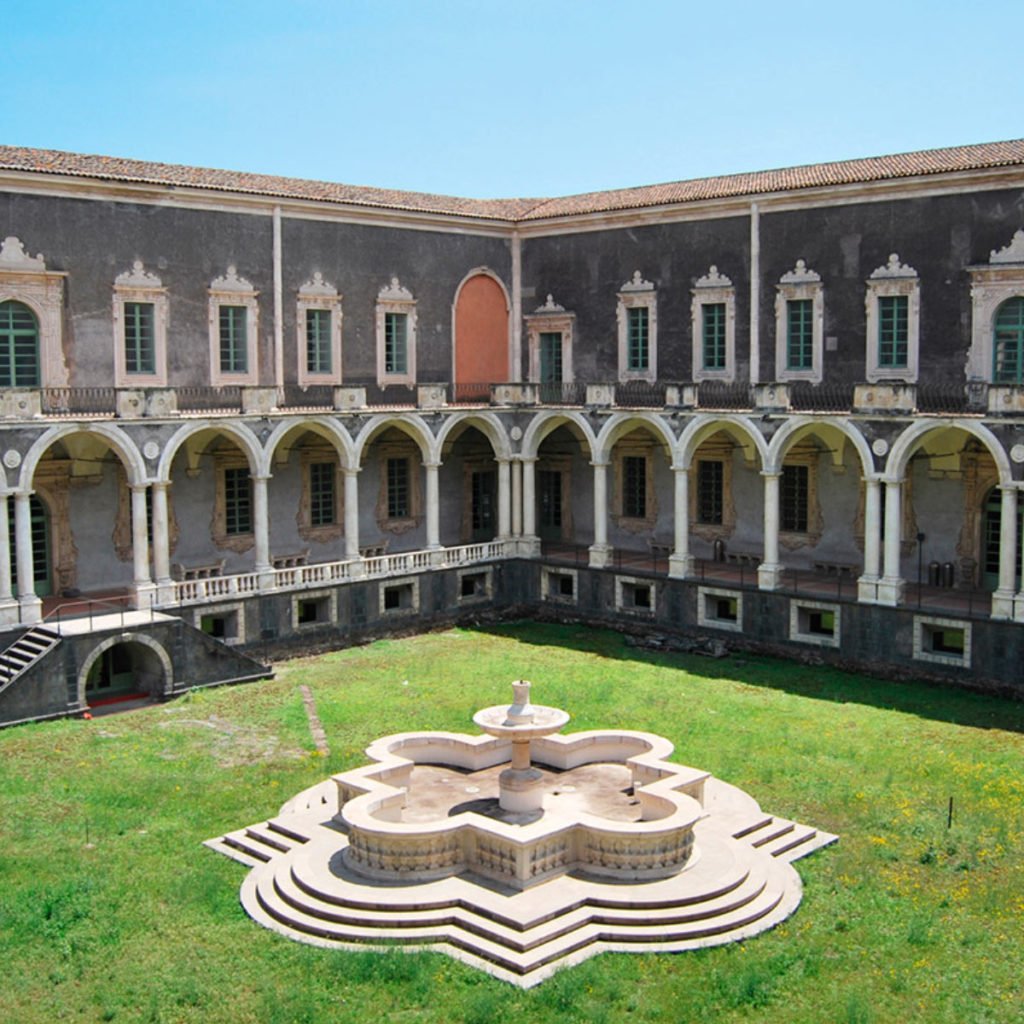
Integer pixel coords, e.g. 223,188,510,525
242,844,798,984
203,816,317,867
735,817,838,862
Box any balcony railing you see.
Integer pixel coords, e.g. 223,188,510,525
697,381,752,410
176,386,243,413
614,381,667,408
789,382,854,413
41,388,117,416
450,382,491,405
916,383,969,415
538,382,586,405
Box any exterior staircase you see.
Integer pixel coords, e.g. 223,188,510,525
0,625,61,697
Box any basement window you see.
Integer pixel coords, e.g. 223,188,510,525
291,589,336,629
913,616,971,667
458,568,492,603
380,577,419,616
615,575,655,616
542,567,577,604
697,586,743,633
790,600,841,648
194,602,245,645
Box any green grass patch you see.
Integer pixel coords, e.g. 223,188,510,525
1,622,1021,1023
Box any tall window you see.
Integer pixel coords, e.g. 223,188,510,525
702,303,727,371
539,331,563,383
0,300,40,387
123,301,156,374
781,464,809,533
786,299,814,371
697,460,724,524
309,462,336,528
306,309,332,375
622,455,647,519
993,297,1024,384
627,307,649,372
387,457,410,519
384,312,408,375
219,306,248,374
877,295,909,369
224,466,252,535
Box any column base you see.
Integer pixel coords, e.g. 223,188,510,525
518,535,541,558
18,594,42,625
668,554,695,579
588,543,613,569
1014,593,1024,623
874,577,905,606
428,547,445,567
132,582,156,610
347,558,366,579
257,567,276,590
857,575,880,604
991,589,1015,620
757,563,783,591
0,598,20,626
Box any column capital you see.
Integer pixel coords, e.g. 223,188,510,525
589,459,611,469
760,469,782,480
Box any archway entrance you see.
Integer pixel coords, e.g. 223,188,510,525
84,640,167,705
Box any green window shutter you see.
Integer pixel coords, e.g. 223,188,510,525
219,306,248,374
697,460,724,524
386,457,410,518
781,464,809,532
309,462,336,527
384,313,408,374
305,309,332,375
878,295,909,368
539,331,563,383
0,300,41,387
702,303,727,370
224,466,253,535
627,307,649,371
622,455,647,518
786,299,814,370
124,301,156,374
994,297,1024,384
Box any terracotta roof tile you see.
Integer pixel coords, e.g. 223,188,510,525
1,140,1022,223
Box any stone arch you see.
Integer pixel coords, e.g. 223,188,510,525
262,416,357,474
19,423,147,491
77,633,173,704
766,416,875,477
354,414,437,465
436,410,513,461
595,412,675,463
520,410,598,461
885,419,1012,485
156,420,263,483
677,414,768,470
452,268,511,389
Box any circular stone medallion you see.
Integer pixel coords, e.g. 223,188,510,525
3,449,21,469
1011,444,1024,464
871,438,889,457
143,441,160,461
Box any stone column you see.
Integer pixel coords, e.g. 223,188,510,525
668,465,693,578
758,471,783,590
14,491,41,623
152,482,174,605
252,474,273,584
0,492,17,625
992,484,1018,619
589,459,612,568
877,478,904,606
343,468,360,559
857,477,882,603
521,456,540,556
130,484,155,609
511,458,522,538
425,461,442,561
497,458,511,541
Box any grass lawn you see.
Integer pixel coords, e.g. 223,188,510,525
1,622,1021,1024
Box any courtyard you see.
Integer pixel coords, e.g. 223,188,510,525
0,623,1020,1022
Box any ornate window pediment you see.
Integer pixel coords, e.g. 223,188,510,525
113,260,169,386
617,271,657,383
775,260,824,383
525,294,575,386
967,229,1024,383
297,272,342,387
209,266,259,386
375,277,417,387
864,253,920,383
691,266,736,383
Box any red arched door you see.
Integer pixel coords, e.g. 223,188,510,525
454,274,508,400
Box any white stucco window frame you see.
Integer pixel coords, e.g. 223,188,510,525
457,566,494,604
789,599,841,649
525,294,575,383
774,260,824,383
864,253,919,383
209,265,259,386
616,271,657,383
379,575,420,616
697,586,743,633
966,230,1024,383
297,272,342,387
0,235,69,388
542,566,578,605
113,260,169,387
691,265,736,382
193,601,246,645
291,587,338,630
614,574,656,617
913,615,971,668
375,277,417,387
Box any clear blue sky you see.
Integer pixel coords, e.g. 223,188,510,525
3,0,1023,199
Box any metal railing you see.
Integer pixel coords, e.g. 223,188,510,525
276,385,335,410
450,382,490,405
40,388,117,416
789,382,854,413
538,382,586,405
697,381,752,410
176,386,243,413
614,381,667,408
916,383,969,415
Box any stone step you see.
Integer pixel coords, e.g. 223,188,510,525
773,828,839,863
201,836,266,868
742,817,797,849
